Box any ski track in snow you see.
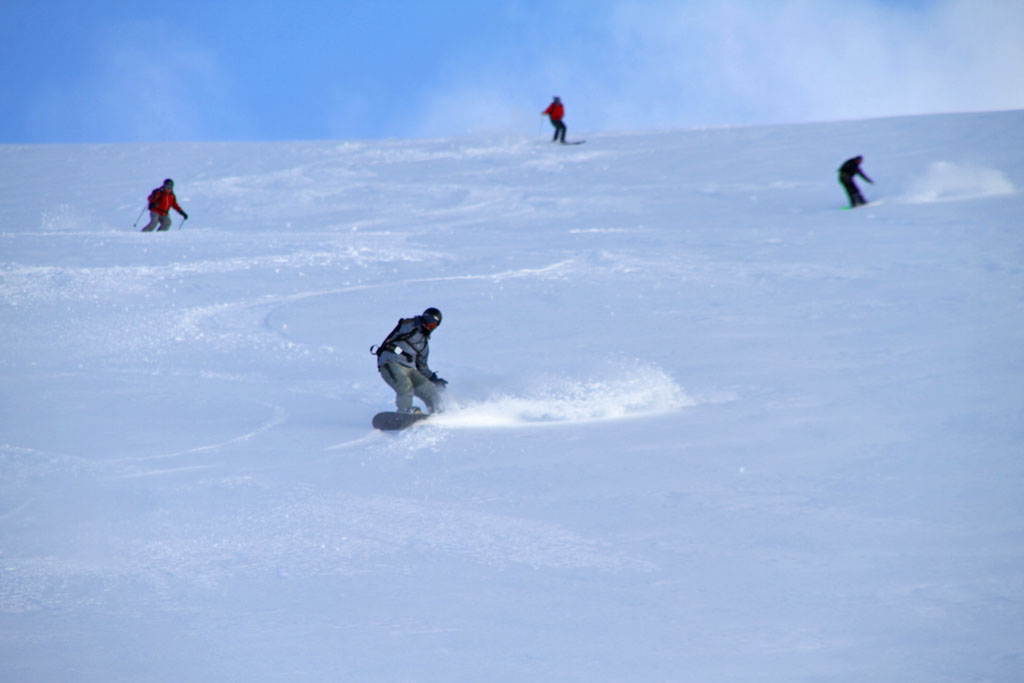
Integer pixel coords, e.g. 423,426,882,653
107,404,290,468
0,484,656,614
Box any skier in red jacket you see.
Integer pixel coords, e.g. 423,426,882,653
141,179,188,232
542,96,567,143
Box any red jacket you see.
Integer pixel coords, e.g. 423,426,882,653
543,101,564,121
148,187,184,216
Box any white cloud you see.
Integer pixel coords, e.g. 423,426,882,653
29,19,252,142
407,0,1024,137
602,0,1024,126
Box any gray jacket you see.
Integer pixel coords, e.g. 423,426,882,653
376,317,434,376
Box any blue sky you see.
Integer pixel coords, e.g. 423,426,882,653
2,0,1022,143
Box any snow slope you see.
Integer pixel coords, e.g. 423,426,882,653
1,110,1023,682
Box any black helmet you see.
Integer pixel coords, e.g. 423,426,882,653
422,307,442,328
163,178,174,187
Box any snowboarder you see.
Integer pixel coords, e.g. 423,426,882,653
838,156,873,208
543,96,567,143
141,179,188,231
374,307,447,414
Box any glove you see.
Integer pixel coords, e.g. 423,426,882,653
430,373,448,387
182,212,189,219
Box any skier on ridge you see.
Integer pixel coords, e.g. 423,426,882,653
141,178,188,231
838,156,873,208
374,307,448,415
542,96,567,144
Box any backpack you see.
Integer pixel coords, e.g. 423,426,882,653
370,318,417,357
148,187,166,209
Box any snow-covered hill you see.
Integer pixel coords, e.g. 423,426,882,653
2,110,1023,682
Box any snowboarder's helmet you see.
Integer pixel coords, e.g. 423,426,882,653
422,307,442,329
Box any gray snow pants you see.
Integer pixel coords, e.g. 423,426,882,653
141,211,173,232
379,361,442,413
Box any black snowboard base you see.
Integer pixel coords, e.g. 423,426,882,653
372,411,431,431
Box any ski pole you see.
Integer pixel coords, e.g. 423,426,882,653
178,216,188,231
132,207,146,229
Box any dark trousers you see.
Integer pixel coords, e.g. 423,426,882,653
840,176,866,207
550,119,566,143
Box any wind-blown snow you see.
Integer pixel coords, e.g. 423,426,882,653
1,111,1023,682
903,160,1016,203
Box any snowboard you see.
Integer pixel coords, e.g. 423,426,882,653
372,411,430,431
562,140,586,145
